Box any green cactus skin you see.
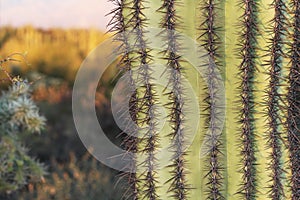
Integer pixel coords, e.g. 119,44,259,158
263,0,288,199
108,0,298,199
287,0,300,199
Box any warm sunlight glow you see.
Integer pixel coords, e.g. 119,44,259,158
0,0,113,30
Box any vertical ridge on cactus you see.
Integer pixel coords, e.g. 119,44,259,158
263,0,288,199
107,1,140,199
106,0,300,199
237,0,260,199
198,0,225,199
129,1,160,199
157,0,189,199
287,0,300,199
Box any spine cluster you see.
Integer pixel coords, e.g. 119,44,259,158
107,0,300,199
198,0,225,199
264,0,287,199
107,1,140,199
287,0,300,199
108,0,160,199
237,0,259,199
130,0,160,199
158,0,189,199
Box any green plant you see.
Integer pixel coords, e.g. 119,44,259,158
108,0,299,199
0,57,46,195
287,0,300,199
13,152,124,200
264,0,287,198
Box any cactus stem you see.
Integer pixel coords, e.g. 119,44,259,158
287,0,300,199
237,0,260,199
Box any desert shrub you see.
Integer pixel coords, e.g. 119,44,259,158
0,78,46,196
13,152,124,200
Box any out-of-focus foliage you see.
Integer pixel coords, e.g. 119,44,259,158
0,26,109,82
13,152,124,200
0,26,123,200
0,79,46,195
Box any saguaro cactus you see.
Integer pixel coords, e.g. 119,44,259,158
198,0,224,199
237,0,259,198
108,0,300,199
287,0,300,199
264,0,287,198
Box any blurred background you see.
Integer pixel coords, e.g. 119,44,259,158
0,0,125,199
